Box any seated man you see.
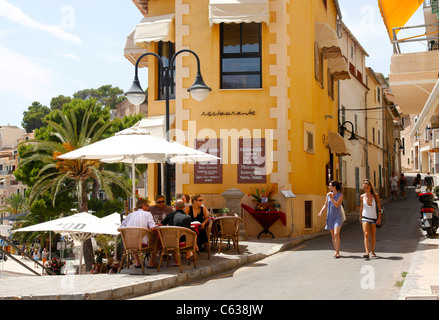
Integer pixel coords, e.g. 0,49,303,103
120,198,156,268
160,199,192,264
148,194,174,223
161,199,191,228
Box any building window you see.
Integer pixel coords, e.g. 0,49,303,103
220,23,262,89
305,201,312,229
327,69,334,100
158,41,175,100
314,43,324,87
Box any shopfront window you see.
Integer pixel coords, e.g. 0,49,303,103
220,22,262,89
158,41,175,100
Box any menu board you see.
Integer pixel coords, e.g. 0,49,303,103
238,138,266,183
194,139,222,184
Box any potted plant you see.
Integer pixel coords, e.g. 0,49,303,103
47,257,66,275
249,184,278,211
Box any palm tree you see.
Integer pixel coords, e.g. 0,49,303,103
0,193,28,225
18,101,131,270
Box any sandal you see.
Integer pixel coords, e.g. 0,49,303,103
371,253,377,258
363,254,370,258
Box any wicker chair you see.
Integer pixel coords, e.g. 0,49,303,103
156,226,197,273
212,216,242,254
117,227,157,273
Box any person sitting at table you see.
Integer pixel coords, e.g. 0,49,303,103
161,200,191,228
148,195,174,223
185,194,209,252
120,198,157,268
176,193,191,208
160,199,192,265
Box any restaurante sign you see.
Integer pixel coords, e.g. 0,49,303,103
201,109,256,117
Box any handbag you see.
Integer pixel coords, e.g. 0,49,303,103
373,194,385,229
340,205,346,223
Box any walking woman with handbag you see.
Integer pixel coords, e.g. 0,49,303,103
318,180,344,259
360,179,382,258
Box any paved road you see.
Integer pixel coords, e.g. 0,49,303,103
134,187,422,300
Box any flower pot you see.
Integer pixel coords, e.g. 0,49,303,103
255,202,269,211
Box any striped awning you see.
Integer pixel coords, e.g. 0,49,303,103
328,131,350,156
315,22,342,59
124,29,148,68
209,0,270,26
133,14,175,46
328,56,350,81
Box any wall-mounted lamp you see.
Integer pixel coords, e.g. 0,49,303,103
339,121,358,143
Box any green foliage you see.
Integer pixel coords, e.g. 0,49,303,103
88,198,124,218
21,101,50,133
73,84,126,109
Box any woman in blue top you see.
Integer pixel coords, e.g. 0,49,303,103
318,180,344,258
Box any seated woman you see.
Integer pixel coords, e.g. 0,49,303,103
185,194,209,255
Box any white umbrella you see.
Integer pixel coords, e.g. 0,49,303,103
100,213,126,261
100,212,126,235
57,127,219,208
14,212,118,274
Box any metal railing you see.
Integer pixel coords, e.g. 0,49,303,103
392,22,439,54
0,235,54,276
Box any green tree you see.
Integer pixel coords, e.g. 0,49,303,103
0,193,27,215
73,84,126,109
50,95,72,111
21,101,50,133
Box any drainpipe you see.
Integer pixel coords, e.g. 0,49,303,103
365,71,372,180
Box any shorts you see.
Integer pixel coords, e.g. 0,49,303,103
391,184,398,191
362,216,377,224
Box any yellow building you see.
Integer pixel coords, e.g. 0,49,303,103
124,0,351,237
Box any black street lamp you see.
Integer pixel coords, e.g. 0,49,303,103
125,50,211,205
339,120,358,142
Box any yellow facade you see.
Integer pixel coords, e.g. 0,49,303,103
130,0,345,237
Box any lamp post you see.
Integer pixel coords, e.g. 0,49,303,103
125,50,211,205
339,120,358,142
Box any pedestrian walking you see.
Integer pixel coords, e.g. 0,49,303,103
414,173,422,198
389,172,399,200
425,172,434,192
33,249,40,268
318,180,343,258
360,179,382,258
400,173,408,200
42,248,49,265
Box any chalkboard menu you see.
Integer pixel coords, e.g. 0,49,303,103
238,138,266,183
194,139,222,184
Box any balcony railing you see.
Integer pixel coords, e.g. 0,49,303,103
392,22,439,54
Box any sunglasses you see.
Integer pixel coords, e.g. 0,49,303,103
196,199,203,202
157,201,165,204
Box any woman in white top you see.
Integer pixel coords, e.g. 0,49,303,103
359,179,382,258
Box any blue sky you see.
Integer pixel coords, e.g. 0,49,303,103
0,0,142,128
339,0,425,75
0,0,426,129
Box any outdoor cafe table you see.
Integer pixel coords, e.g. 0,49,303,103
241,204,287,239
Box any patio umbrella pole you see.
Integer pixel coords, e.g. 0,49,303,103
132,156,136,211
79,240,84,275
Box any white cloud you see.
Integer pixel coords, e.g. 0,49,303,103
0,0,82,44
54,51,81,61
0,46,56,102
